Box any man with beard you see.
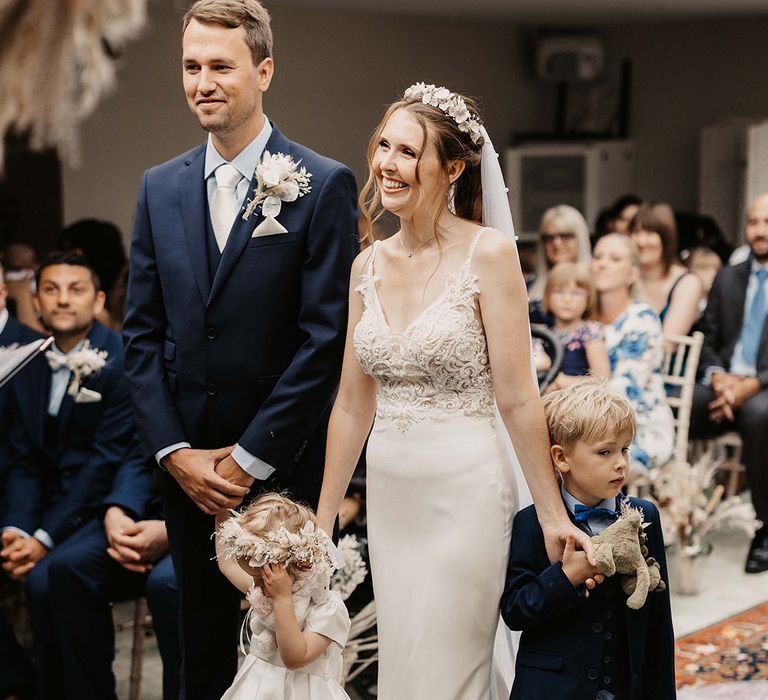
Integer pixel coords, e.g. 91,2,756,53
691,192,768,573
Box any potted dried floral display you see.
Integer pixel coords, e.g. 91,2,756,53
650,452,762,595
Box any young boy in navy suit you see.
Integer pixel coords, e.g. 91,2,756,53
501,378,676,700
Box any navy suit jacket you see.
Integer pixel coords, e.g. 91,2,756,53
1,321,138,544
0,314,44,480
123,125,358,483
501,497,676,700
699,256,768,385
102,442,163,522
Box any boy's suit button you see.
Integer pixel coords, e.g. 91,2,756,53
207,327,217,339
603,675,612,685
603,655,611,664
604,610,612,619
587,668,598,680
604,631,613,641
592,622,603,633
206,384,217,396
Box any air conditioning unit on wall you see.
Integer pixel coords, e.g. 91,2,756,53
506,141,635,242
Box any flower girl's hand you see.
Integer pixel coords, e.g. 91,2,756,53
261,562,292,601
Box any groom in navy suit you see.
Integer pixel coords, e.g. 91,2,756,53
123,1,358,697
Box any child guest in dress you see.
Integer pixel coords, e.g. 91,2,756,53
215,494,351,699
542,262,611,393
501,379,675,700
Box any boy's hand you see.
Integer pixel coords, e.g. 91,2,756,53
261,562,293,602
562,534,601,589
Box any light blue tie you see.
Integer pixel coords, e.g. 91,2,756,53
741,269,768,366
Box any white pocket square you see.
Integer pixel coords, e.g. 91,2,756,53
75,387,102,404
251,216,289,237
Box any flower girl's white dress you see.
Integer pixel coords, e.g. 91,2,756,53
354,228,521,699
220,584,351,700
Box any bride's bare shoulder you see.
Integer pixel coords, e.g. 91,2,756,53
472,227,519,265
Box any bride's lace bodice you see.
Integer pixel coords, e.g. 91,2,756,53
353,229,495,432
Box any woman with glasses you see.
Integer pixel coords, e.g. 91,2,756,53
528,205,592,324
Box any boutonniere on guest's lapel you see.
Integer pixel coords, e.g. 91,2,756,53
46,340,108,403
242,151,312,237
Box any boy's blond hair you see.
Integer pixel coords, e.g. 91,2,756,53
542,377,636,452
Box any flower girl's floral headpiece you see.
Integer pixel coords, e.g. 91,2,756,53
403,82,484,146
218,516,330,570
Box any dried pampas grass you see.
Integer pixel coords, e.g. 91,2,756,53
0,0,147,169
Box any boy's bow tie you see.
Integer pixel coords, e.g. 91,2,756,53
573,504,619,523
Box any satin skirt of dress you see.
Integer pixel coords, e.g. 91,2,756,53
366,412,519,700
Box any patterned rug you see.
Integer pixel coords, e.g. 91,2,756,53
676,601,768,688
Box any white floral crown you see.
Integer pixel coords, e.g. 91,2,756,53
403,82,484,146
217,514,332,575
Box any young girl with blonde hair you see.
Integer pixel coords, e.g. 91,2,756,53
215,493,350,699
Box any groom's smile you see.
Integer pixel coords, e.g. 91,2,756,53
182,18,272,149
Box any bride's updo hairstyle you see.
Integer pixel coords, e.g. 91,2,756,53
360,84,485,245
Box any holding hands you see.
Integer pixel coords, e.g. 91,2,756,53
163,446,250,515
709,372,761,423
104,506,169,573
561,533,603,593
1,530,48,580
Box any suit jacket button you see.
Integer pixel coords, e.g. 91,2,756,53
603,675,612,685
592,622,603,634
604,610,612,619
603,655,611,664
207,384,217,396
207,327,217,339
587,668,598,680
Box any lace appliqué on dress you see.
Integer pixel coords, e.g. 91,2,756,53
353,242,496,432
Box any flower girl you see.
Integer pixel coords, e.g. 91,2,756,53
215,493,351,699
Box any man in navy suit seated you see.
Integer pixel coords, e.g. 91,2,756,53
0,252,137,700
690,193,768,574
0,262,44,700
46,443,180,700
501,380,675,700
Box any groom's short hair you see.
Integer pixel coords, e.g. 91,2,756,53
183,0,273,65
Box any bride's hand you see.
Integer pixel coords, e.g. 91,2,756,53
543,521,595,566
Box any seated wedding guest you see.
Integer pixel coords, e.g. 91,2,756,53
591,234,674,472
686,246,722,300
541,262,610,393
47,444,180,700
501,379,675,700
605,193,643,236
690,193,768,574
630,202,703,337
0,251,136,699
56,219,129,329
0,244,44,334
529,205,593,323
0,262,44,476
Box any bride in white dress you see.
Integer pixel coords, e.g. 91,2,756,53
317,84,593,699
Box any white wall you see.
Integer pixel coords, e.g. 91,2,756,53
62,4,768,240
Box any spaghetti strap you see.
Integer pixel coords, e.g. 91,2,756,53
366,240,381,276
466,226,491,269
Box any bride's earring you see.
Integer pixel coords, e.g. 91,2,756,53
446,183,456,214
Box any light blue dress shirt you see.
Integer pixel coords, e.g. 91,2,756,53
561,483,617,536
705,259,768,381
155,116,276,480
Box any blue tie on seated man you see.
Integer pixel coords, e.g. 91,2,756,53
501,379,675,700
0,252,137,700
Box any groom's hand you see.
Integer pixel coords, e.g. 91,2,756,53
214,456,255,501
163,446,248,515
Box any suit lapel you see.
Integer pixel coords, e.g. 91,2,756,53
208,127,293,304
179,145,212,305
